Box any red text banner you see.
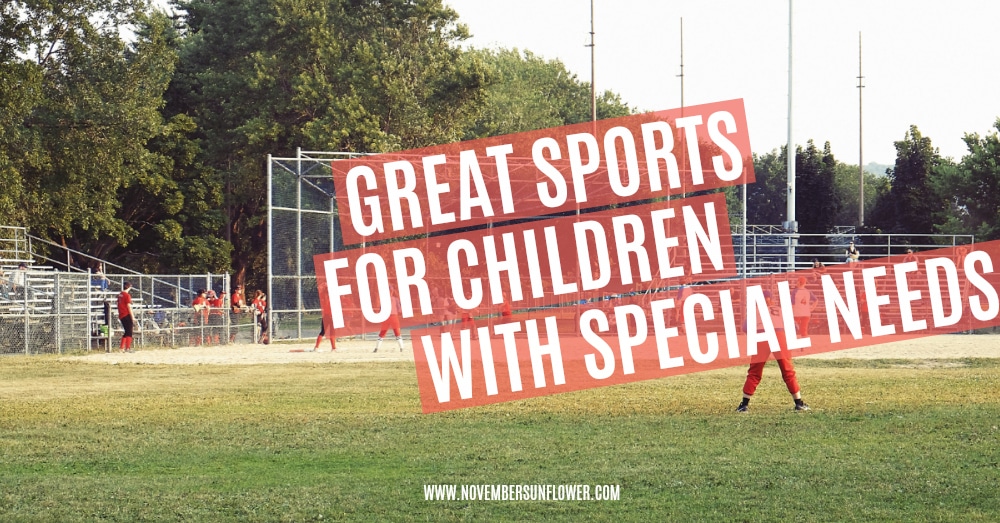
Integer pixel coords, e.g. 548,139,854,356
413,241,1000,413
315,192,736,337
331,99,753,245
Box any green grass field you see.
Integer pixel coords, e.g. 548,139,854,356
1,356,998,522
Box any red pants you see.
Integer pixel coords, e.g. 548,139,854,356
378,315,401,338
742,332,800,396
794,316,811,336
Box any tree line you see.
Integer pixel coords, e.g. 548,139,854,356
2,0,998,290
748,123,1000,243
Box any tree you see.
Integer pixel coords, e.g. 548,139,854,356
871,125,952,234
0,0,220,271
168,0,491,287
462,48,632,138
794,140,839,234
746,148,788,225
832,161,889,227
930,118,1000,240
746,141,839,233
0,0,42,223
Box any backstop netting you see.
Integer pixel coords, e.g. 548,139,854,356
266,150,977,342
268,151,359,341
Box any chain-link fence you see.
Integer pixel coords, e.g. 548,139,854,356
267,151,988,342
0,263,262,354
269,151,356,341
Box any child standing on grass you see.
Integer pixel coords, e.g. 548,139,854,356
118,282,135,352
374,289,404,353
736,291,810,413
251,290,268,343
313,321,335,352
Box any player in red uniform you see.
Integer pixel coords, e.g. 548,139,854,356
207,289,225,344
791,277,816,336
374,289,404,353
313,321,336,352
736,291,810,412
192,289,209,345
117,282,135,352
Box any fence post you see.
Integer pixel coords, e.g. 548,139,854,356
54,274,61,354
87,269,93,352
224,273,231,345
23,279,29,354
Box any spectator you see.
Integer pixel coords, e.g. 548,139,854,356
809,258,828,284
11,262,27,297
91,262,110,291
903,248,918,265
845,241,860,263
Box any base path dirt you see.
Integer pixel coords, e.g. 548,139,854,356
61,334,1000,366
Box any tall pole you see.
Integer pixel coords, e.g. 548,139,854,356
589,0,596,122
857,31,865,227
679,17,686,198
786,0,796,270
678,17,684,108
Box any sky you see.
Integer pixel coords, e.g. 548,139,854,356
445,0,1000,166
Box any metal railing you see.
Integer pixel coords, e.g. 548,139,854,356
0,227,250,354
268,150,981,341
0,226,32,263
732,231,974,275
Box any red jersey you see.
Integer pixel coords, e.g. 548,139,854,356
253,296,266,315
117,290,132,319
209,295,225,315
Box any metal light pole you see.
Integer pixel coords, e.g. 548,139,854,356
786,0,797,270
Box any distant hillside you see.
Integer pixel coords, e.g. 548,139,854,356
865,162,891,177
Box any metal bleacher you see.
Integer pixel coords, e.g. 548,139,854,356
1,226,258,355
0,222,982,354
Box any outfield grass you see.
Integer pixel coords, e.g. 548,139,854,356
0,357,998,522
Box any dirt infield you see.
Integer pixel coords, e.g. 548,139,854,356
61,334,1000,365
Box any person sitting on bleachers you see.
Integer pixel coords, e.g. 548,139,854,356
11,262,27,298
845,241,861,263
809,258,828,284
91,262,110,290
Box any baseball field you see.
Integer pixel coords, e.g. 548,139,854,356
1,335,998,521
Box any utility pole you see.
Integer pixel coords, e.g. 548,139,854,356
678,17,684,108
679,17,687,198
589,0,596,122
858,31,865,227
